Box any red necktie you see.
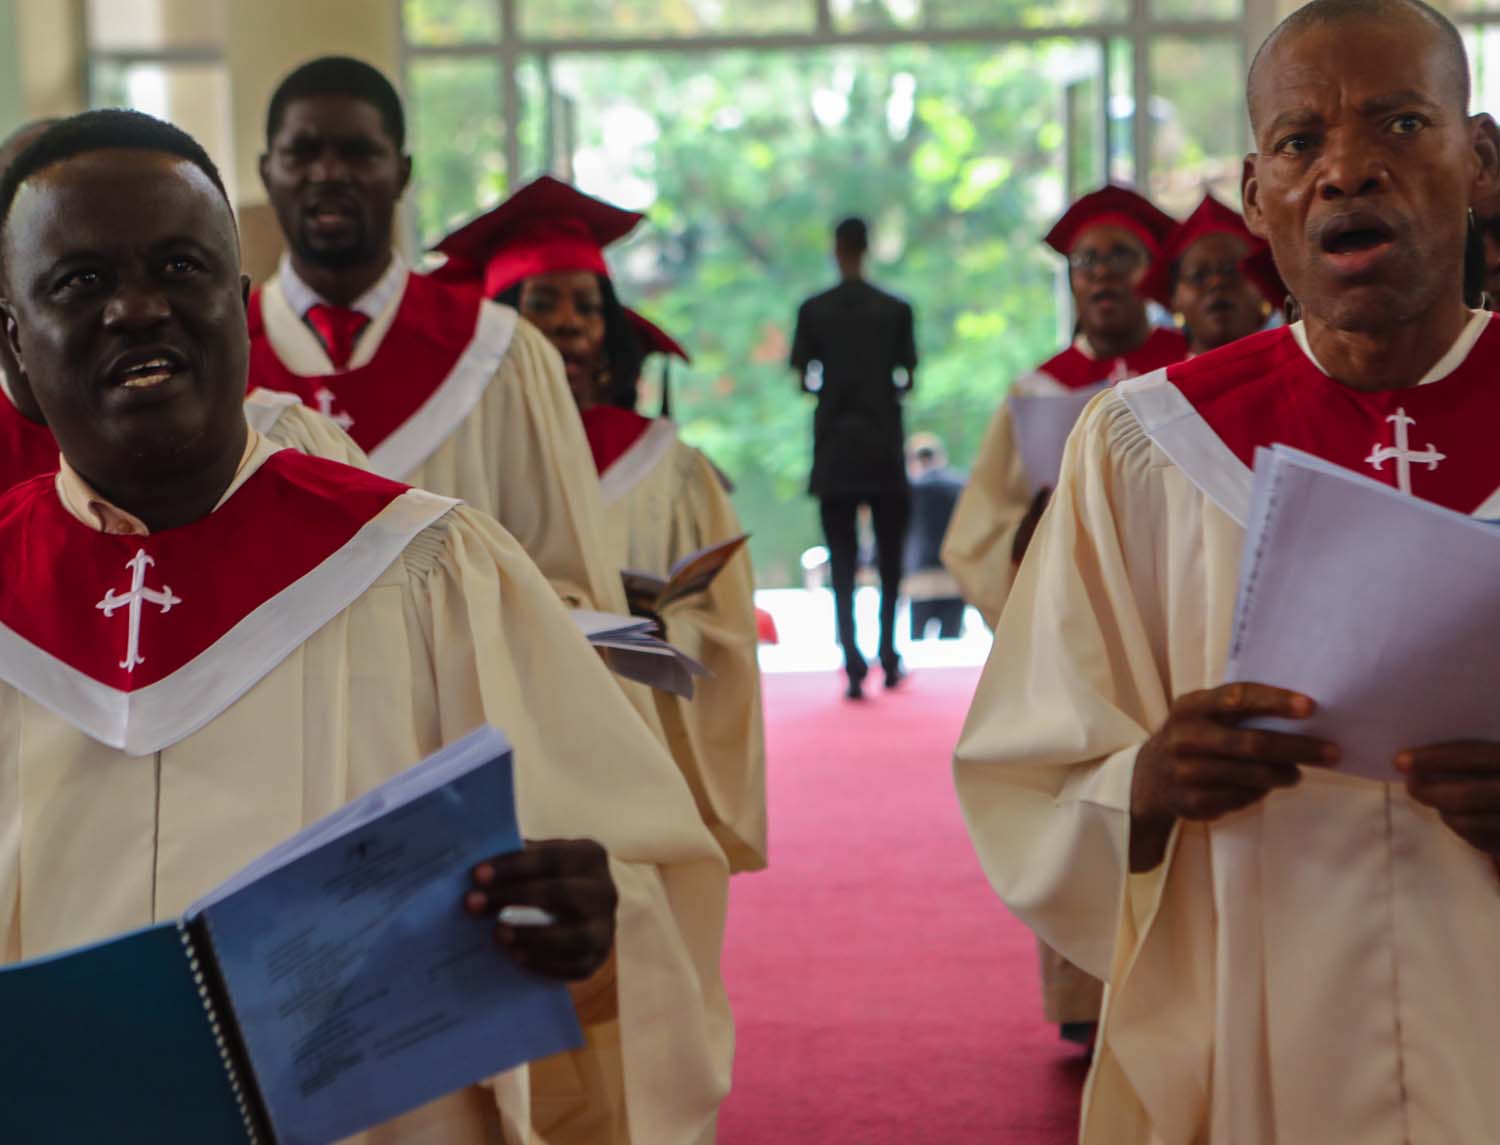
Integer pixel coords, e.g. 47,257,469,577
305,304,370,371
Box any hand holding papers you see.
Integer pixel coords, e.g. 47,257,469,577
622,534,749,615
571,609,712,699
465,838,617,979
1226,446,1500,784
1128,684,1337,873
1009,387,1103,492
0,726,585,1145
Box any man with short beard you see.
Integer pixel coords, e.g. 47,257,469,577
0,109,728,1144
956,1,1500,1139
247,57,633,624
246,57,731,1145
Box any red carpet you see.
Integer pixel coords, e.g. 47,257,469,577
718,668,1088,1144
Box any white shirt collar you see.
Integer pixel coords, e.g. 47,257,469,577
277,251,408,321
1290,309,1490,386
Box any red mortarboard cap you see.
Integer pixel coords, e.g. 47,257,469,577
431,175,644,299
625,308,691,364
1044,184,1178,261
1138,193,1286,308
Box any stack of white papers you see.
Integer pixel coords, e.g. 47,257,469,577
1226,445,1500,782
1009,386,1103,492
570,610,711,699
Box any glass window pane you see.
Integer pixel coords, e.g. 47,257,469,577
403,0,501,45
503,44,1101,583
408,58,506,244
522,0,815,39
1108,36,1136,187
832,0,1129,31
86,0,227,50
1466,25,1500,114
89,62,234,188
1149,36,1246,216
1150,0,1241,20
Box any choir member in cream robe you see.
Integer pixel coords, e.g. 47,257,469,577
942,186,1187,632
942,185,1187,1042
247,58,628,624
249,60,732,1142
433,179,768,876
0,113,731,1145
585,315,766,874
1138,193,1284,358
956,3,1500,1139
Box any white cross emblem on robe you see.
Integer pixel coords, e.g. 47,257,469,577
313,386,355,432
96,549,182,673
1365,407,1444,495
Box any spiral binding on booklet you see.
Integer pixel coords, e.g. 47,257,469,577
178,919,275,1144
1228,458,1284,664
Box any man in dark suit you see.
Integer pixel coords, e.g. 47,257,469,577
904,433,967,641
791,217,917,699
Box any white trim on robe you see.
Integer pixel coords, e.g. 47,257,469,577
365,301,519,481
600,418,680,506
241,388,303,436
0,488,458,756
1116,369,1255,526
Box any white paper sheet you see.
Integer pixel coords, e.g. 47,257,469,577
1008,386,1104,492
1226,445,1500,782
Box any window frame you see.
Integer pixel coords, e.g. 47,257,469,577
400,0,1267,211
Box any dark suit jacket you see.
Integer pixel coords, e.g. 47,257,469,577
791,279,917,498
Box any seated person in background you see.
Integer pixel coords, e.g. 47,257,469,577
0,110,728,1145
1139,193,1286,357
902,432,966,642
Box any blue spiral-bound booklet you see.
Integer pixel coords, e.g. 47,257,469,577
0,725,583,1144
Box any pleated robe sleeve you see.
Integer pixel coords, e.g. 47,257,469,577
652,444,767,873
404,316,633,619
953,389,1232,1143
954,390,1170,981
259,397,373,468
940,400,1032,629
401,507,732,1145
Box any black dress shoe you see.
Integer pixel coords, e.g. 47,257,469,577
845,676,865,701
882,661,906,689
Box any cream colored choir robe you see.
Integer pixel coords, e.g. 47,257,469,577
939,399,1033,630
599,421,768,874
244,386,371,466
256,276,628,616
954,388,1500,1144
0,436,731,1145
942,381,1105,1026
257,279,732,1144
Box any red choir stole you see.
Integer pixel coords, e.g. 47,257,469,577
580,405,652,476
1120,315,1500,520
1030,325,1189,390
246,272,517,480
0,450,454,754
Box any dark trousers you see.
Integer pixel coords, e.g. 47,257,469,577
910,597,965,641
819,492,910,681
